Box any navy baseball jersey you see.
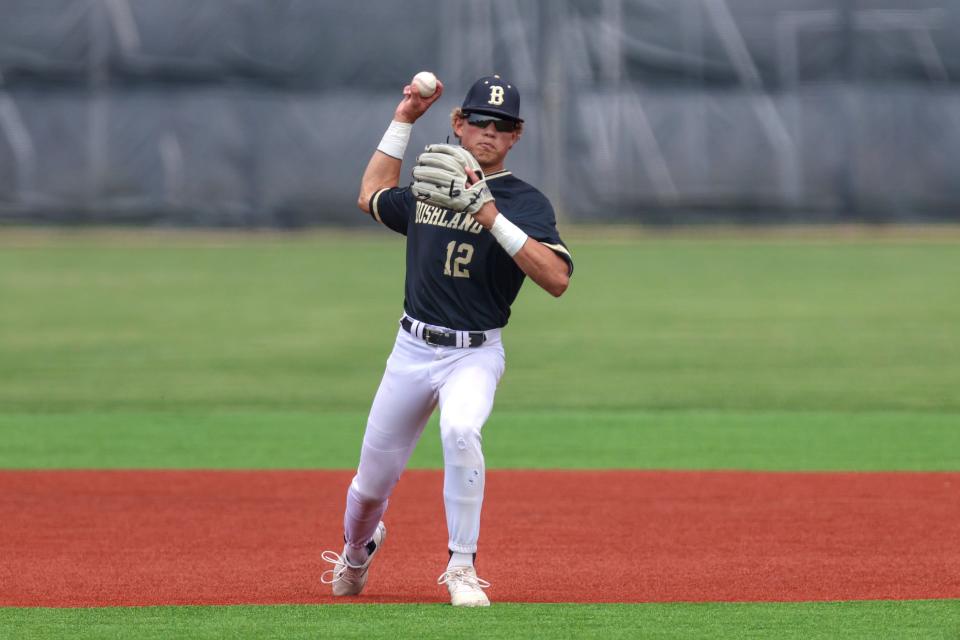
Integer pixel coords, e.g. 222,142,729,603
369,170,573,331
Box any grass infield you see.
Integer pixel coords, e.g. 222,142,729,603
2,233,958,473
2,410,958,470
3,601,959,640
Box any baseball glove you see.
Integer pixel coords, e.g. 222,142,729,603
411,144,494,215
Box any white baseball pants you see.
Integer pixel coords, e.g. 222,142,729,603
342,320,505,554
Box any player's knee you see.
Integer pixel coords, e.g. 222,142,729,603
440,421,482,458
441,419,480,442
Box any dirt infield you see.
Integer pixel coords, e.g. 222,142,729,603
2,470,958,606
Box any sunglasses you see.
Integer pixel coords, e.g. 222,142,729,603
465,113,519,133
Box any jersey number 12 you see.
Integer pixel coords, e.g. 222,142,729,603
443,241,474,278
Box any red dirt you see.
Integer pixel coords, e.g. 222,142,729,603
1,470,958,606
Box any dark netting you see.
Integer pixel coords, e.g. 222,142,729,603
0,0,957,225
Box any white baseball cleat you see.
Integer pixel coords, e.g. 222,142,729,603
437,565,491,607
320,521,386,596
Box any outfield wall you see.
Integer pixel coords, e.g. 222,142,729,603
0,1,957,226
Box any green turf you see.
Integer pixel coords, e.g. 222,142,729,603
2,601,959,640
1,232,958,472
2,409,958,470
2,234,958,414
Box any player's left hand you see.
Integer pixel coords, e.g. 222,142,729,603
411,144,494,215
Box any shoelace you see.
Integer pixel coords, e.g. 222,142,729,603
320,550,355,585
436,567,491,590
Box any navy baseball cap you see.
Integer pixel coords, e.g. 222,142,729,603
461,74,523,123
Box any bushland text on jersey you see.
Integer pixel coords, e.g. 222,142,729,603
415,202,484,235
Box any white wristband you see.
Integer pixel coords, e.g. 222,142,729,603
490,214,529,257
376,120,412,159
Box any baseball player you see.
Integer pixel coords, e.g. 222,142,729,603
321,73,573,607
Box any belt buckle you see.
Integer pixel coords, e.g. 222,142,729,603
423,327,446,346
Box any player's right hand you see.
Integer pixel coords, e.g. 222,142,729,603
394,79,444,124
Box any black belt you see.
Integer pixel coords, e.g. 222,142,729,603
401,317,487,348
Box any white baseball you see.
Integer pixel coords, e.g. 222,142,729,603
412,71,438,98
